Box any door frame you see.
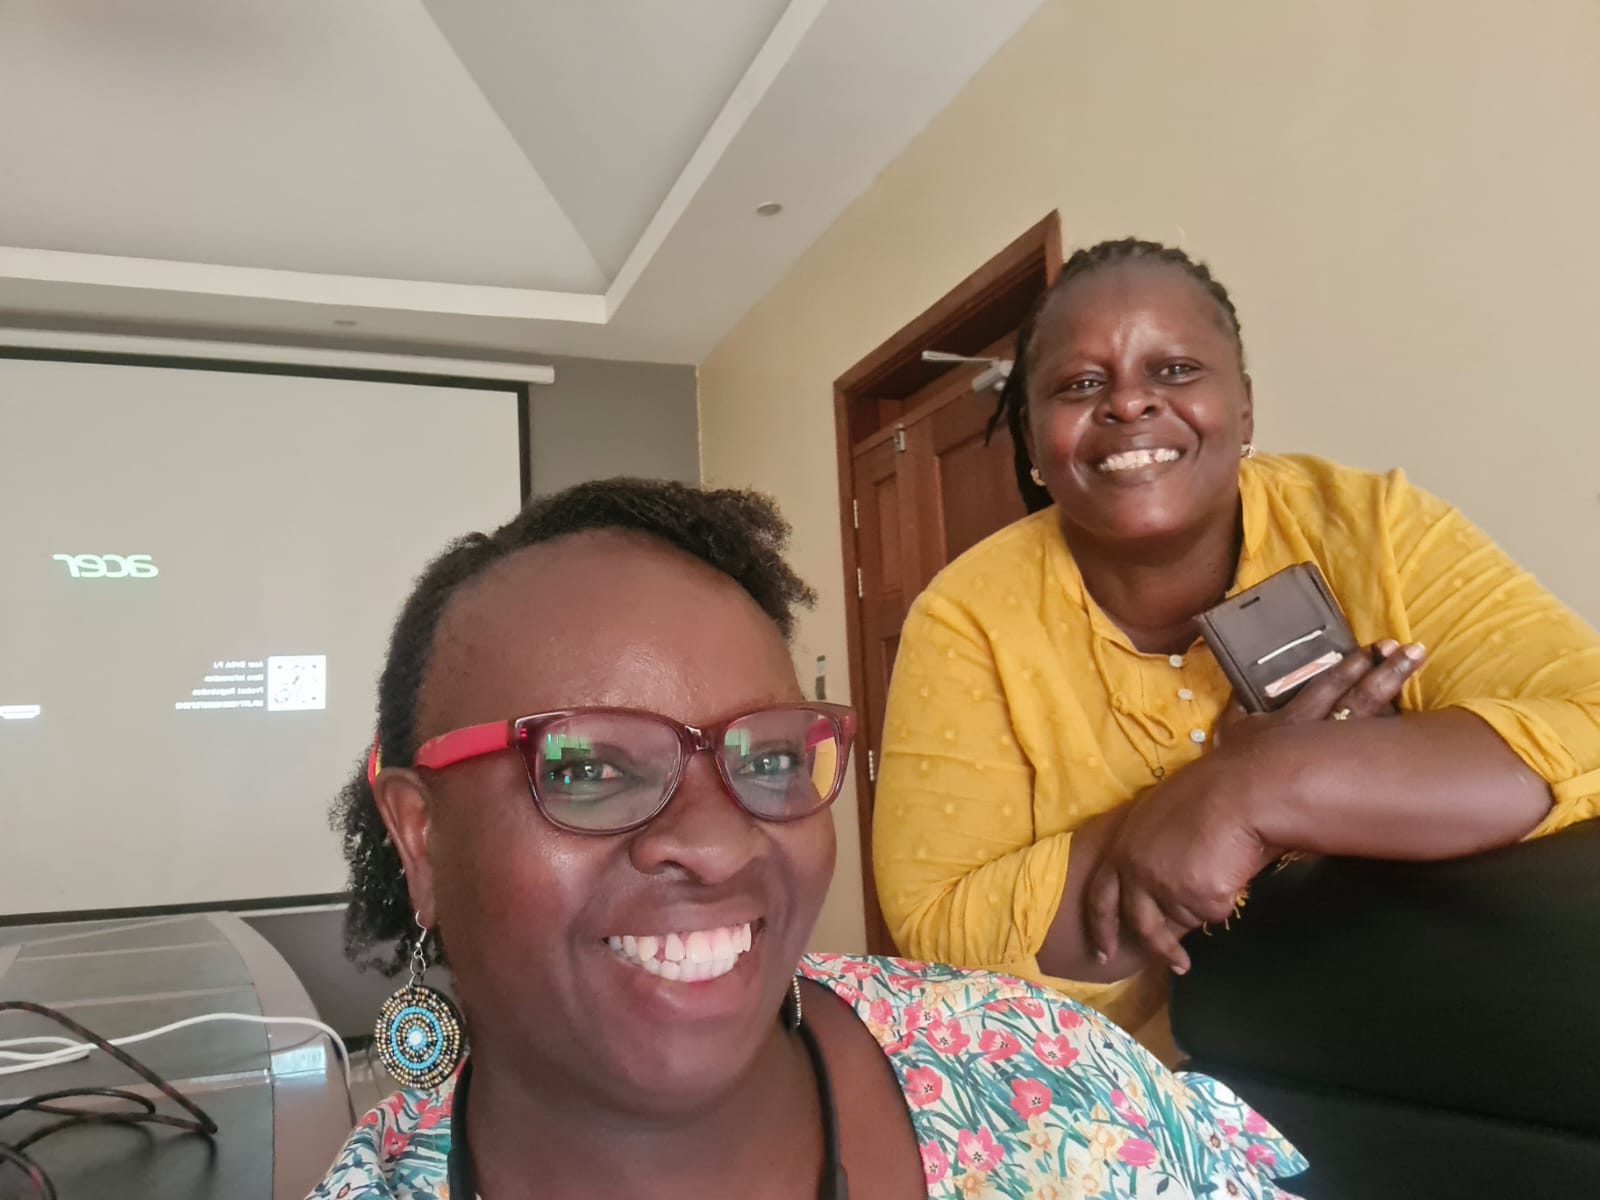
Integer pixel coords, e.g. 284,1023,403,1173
833,211,1062,955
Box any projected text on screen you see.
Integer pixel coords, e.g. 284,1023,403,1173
52,552,160,578
172,654,327,712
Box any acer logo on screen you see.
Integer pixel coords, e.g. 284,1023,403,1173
52,554,160,579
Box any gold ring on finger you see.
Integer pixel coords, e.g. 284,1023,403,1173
1331,707,1352,721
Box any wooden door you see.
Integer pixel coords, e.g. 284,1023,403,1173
834,212,1061,955
927,374,1028,566
846,378,1027,954
848,386,1024,753
849,433,912,955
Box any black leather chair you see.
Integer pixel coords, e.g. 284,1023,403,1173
1170,820,1600,1199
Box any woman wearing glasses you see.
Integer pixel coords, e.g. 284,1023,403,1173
308,478,1306,1199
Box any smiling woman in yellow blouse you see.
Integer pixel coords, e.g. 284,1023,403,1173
873,238,1600,1056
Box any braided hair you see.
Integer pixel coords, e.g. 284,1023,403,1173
988,238,1245,513
331,477,817,974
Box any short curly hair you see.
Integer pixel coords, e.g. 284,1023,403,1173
331,477,817,974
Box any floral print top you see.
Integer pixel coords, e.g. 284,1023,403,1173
308,955,1307,1199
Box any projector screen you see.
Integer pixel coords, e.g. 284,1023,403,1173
0,351,525,916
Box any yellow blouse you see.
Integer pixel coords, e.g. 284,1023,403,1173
873,453,1600,1039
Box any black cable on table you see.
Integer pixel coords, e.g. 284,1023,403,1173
0,1001,216,1200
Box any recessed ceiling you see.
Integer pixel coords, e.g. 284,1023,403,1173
0,0,1049,362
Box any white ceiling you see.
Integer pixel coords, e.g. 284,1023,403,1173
0,0,1048,362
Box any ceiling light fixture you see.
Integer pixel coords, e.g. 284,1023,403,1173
755,201,784,217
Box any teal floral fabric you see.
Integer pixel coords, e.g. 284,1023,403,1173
308,954,1307,1199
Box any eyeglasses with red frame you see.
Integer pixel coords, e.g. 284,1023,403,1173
370,703,856,835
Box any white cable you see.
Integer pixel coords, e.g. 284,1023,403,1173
0,1013,351,1091
0,1013,352,1096
0,1036,80,1057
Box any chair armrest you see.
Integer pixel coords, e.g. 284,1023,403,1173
1170,820,1600,1136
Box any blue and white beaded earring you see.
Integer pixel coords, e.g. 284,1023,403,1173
374,914,467,1089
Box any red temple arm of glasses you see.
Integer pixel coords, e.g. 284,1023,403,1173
366,721,511,786
414,722,514,771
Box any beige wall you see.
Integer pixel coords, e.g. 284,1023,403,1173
699,0,1600,953
528,354,699,495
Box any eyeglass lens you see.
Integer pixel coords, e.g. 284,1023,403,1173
522,708,844,832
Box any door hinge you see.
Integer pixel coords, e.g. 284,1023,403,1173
867,749,877,782
893,427,907,453
851,498,859,529
856,567,864,599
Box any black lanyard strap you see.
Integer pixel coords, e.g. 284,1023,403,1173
796,1015,849,1200
446,1018,847,1200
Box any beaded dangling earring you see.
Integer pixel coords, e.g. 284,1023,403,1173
784,975,804,1031
373,914,467,1089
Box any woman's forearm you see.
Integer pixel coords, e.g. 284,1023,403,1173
1043,709,1550,981
1237,709,1552,859
1037,806,1160,982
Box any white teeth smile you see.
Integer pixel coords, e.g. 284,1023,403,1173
1097,447,1181,472
606,921,754,983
